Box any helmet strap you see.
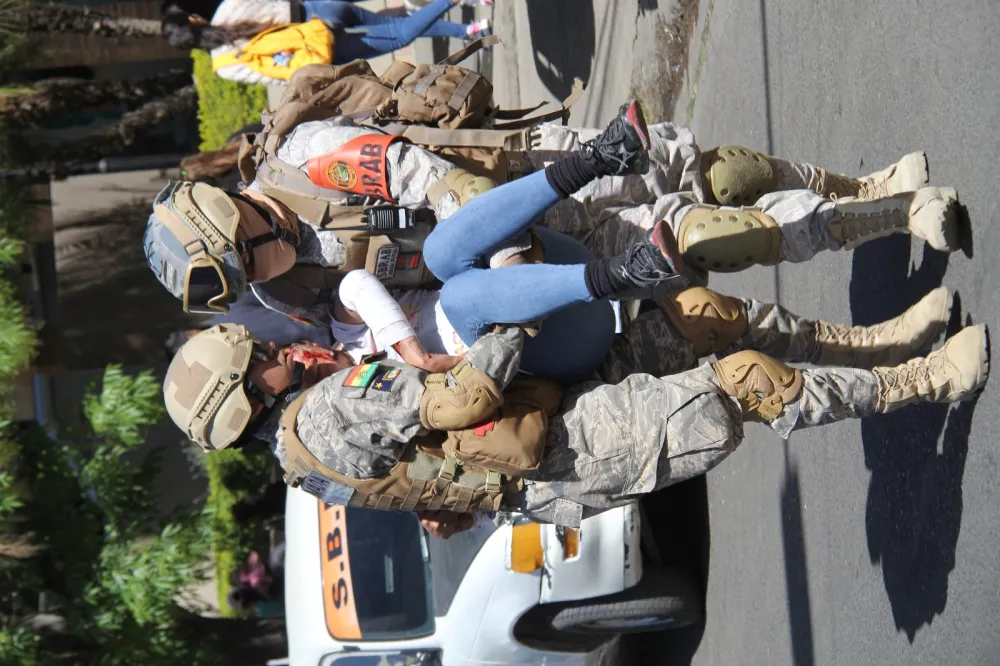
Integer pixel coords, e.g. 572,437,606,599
232,193,299,247
242,362,306,441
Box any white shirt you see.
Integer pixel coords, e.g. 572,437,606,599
210,0,291,27
330,270,468,363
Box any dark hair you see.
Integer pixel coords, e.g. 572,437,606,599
179,139,242,187
161,4,267,50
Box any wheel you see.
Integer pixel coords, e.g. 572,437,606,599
549,567,703,635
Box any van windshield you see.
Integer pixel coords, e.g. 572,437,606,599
319,504,434,641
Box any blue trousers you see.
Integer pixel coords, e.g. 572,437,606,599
424,171,616,384
303,0,469,63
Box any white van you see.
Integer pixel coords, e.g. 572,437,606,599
283,486,701,666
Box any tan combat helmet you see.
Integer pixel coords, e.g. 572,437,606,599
164,323,258,451
144,181,298,314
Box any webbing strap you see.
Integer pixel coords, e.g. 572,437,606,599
382,123,520,149
492,101,546,120
453,486,474,514
400,480,426,512
448,71,481,111
426,491,446,511
433,454,458,494
493,107,568,130
256,158,337,225
375,495,395,511
348,492,368,508
438,34,500,66
493,77,586,129
413,64,446,98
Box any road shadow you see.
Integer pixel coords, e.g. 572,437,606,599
620,477,710,665
525,0,596,100
849,236,977,641
780,449,815,666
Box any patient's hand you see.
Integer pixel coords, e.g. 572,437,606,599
419,510,477,539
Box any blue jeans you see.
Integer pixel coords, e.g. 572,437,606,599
425,171,617,383
303,0,469,63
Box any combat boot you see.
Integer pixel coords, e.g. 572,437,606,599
872,324,989,413
813,287,952,367
827,187,961,252
580,100,651,177
817,152,930,200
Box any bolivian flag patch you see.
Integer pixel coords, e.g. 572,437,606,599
343,363,380,388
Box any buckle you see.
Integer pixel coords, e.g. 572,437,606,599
433,455,458,494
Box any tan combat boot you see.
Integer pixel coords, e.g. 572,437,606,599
828,186,961,252
872,324,989,413
818,152,930,200
813,287,952,367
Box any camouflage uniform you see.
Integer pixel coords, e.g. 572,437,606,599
598,296,835,385
522,361,877,527
283,324,882,528
490,122,840,265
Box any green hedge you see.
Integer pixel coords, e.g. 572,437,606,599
204,448,274,616
191,49,270,152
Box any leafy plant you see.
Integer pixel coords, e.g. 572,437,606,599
191,49,269,152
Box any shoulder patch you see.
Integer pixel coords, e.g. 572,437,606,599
370,366,401,392
343,363,380,388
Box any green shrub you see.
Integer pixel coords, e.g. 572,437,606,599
204,448,273,615
191,49,269,152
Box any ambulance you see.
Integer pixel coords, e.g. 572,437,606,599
283,486,702,665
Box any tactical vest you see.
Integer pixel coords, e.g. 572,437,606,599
278,376,565,514
236,37,585,306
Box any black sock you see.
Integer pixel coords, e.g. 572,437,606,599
545,153,602,198
585,257,630,300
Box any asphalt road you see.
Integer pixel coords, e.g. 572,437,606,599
489,1,999,662
629,0,1000,664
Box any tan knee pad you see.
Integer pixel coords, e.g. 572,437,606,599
712,350,804,422
427,168,498,208
700,145,780,206
676,205,782,273
659,287,748,357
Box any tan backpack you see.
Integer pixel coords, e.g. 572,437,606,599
237,36,585,211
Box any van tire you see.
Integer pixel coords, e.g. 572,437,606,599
549,567,702,634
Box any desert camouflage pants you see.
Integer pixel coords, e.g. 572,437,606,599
528,123,842,265
596,295,845,385
517,299,885,527
280,119,843,266
520,359,880,527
